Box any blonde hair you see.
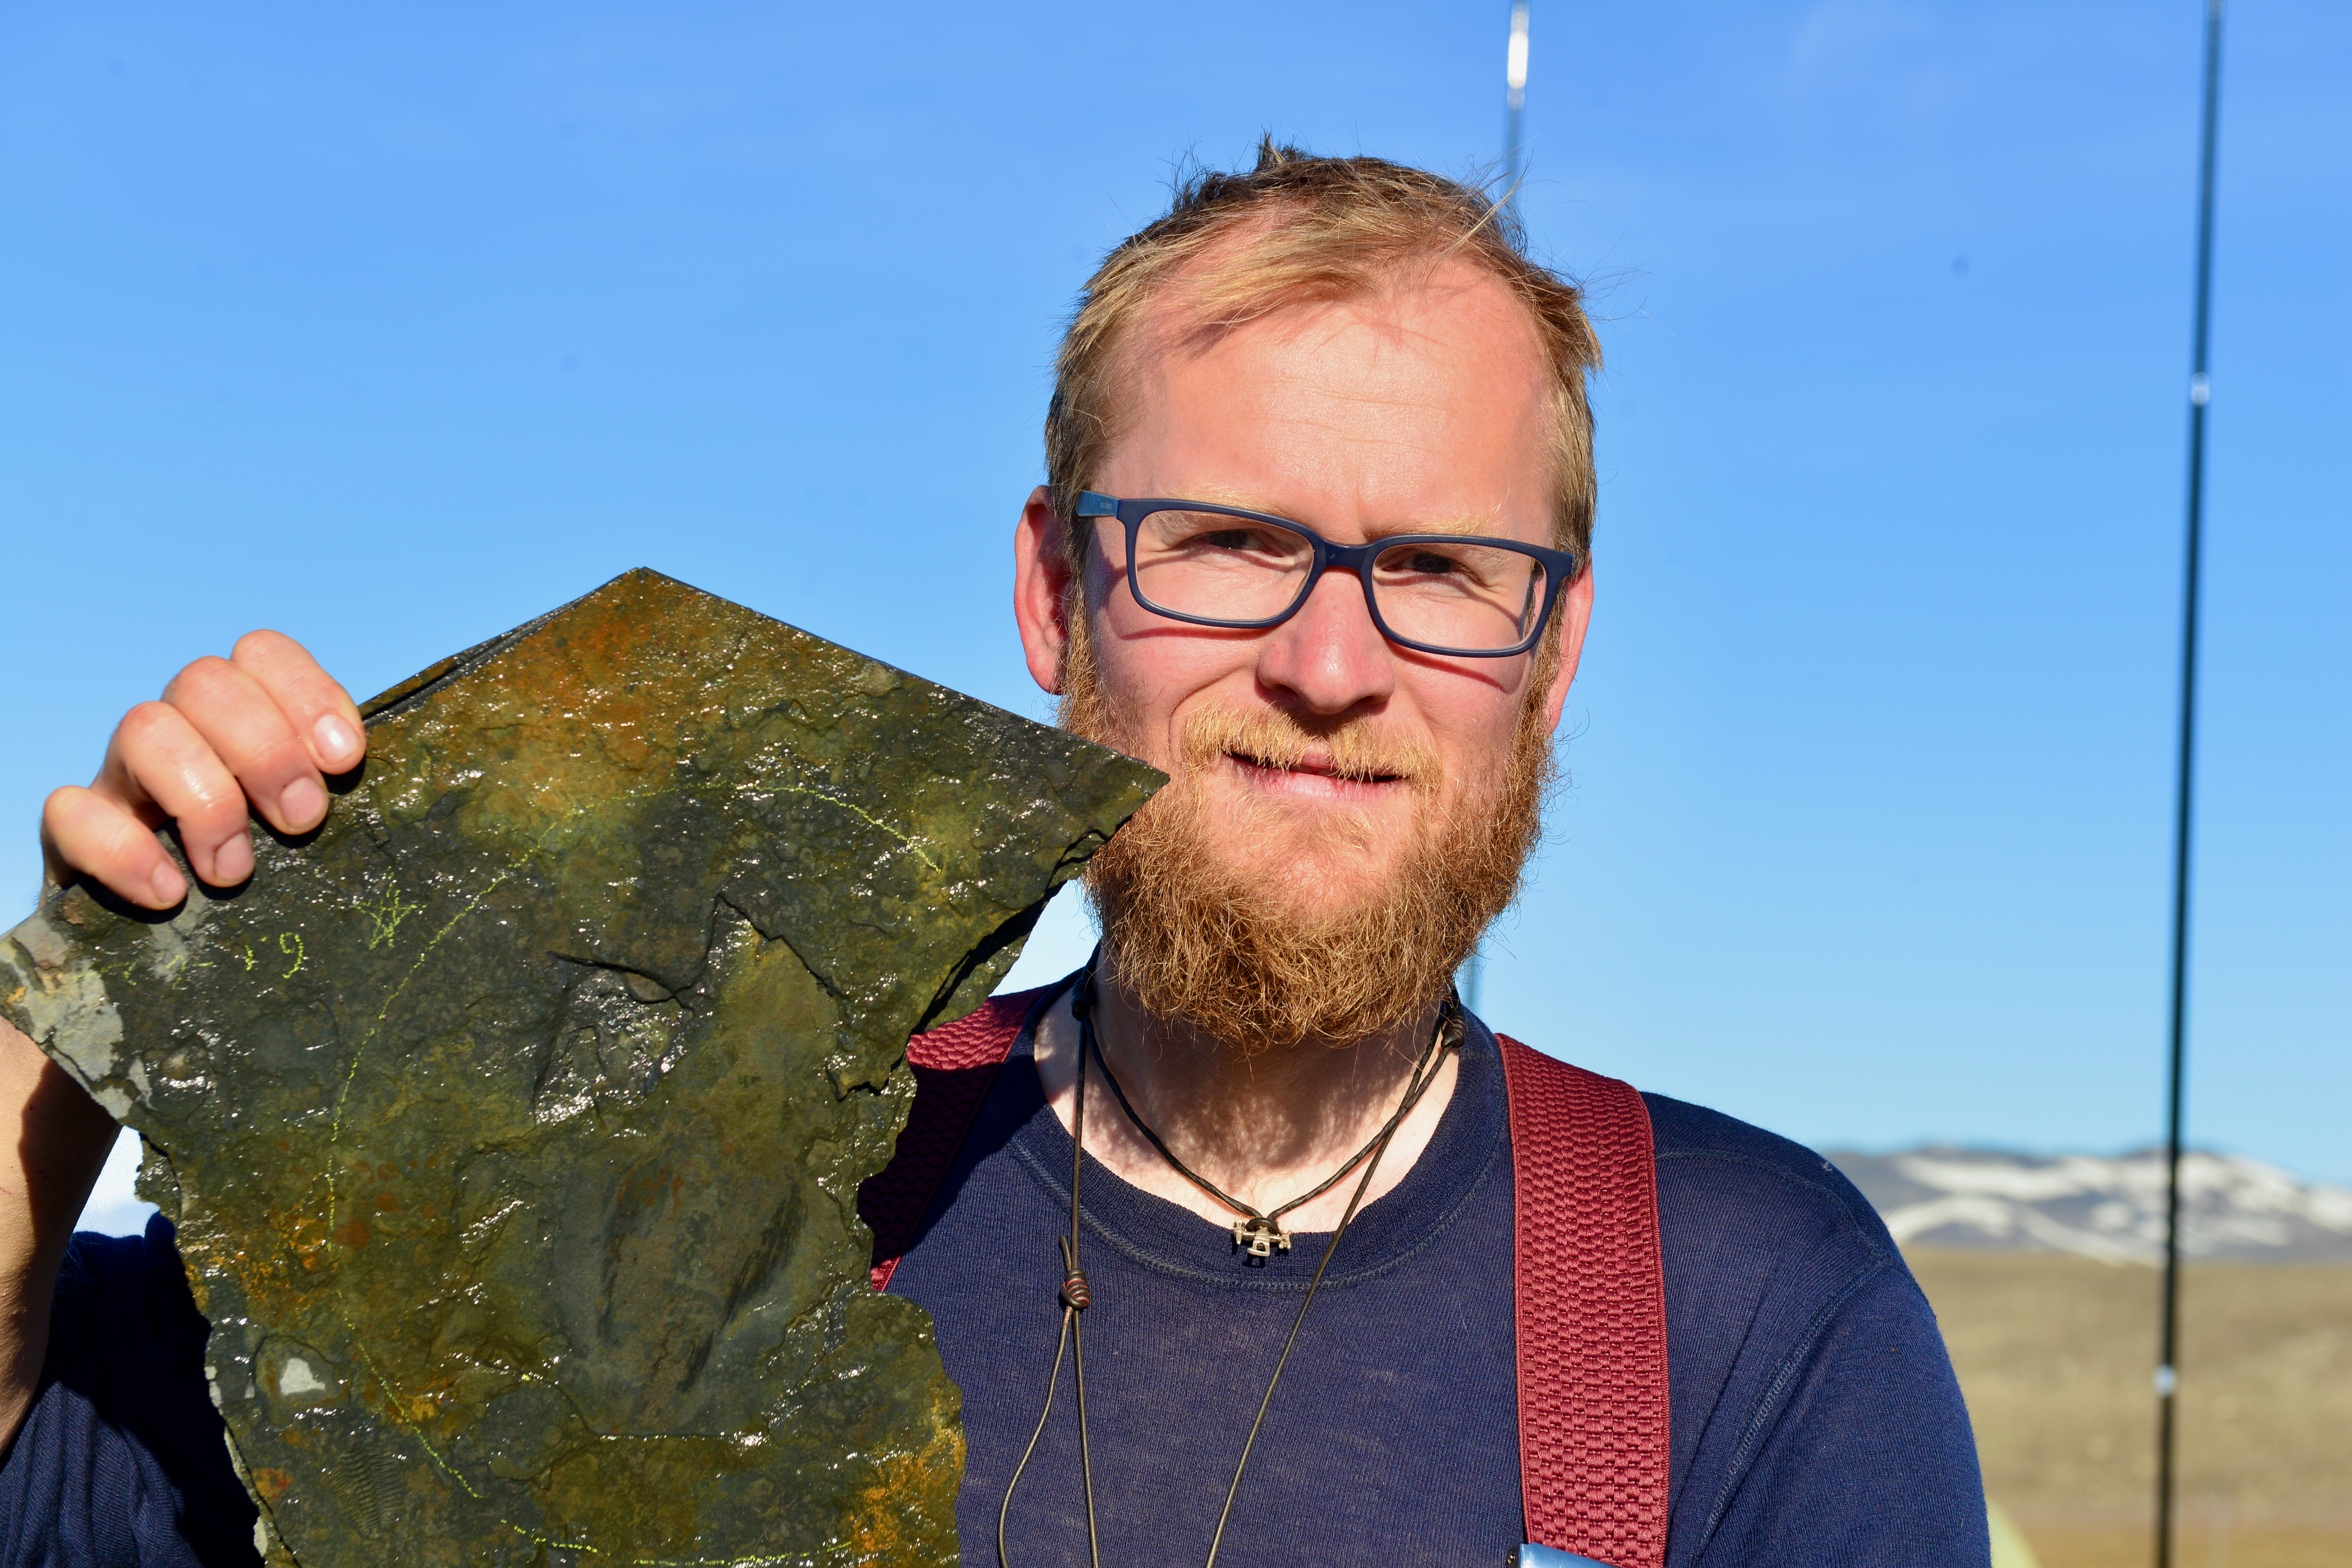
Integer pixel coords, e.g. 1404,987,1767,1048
1045,138,1602,577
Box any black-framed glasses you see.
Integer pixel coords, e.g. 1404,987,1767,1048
1074,493,1579,659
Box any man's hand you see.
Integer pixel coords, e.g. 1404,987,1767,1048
40,631,366,904
5,630,363,1453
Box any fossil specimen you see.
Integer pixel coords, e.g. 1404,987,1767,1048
1,569,1159,1567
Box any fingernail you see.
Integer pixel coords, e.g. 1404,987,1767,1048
314,715,358,765
149,864,187,907
280,776,326,828
214,834,254,885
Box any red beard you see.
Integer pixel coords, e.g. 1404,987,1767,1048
1060,623,1557,1052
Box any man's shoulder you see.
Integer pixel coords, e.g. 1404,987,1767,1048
1492,1045,1902,1285
1626,1094,1984,1560
1629,1087,1905,1294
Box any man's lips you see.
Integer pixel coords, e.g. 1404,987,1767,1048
1225,750,1410,801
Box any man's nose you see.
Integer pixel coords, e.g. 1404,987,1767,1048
1252,567,1396,717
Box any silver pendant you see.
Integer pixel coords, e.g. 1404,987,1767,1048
1231,1216,1293,1259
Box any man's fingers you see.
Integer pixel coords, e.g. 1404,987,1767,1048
231,630,366,775
159,656,331,840
37,631,360,905
41,786,188,909
94,701,260,887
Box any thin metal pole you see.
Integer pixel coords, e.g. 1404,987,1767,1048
1467,0,1534,1017
1503,1,1529,221
2156,5,2224,1567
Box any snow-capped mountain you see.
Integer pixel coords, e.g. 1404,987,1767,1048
1827,1147,2352,1263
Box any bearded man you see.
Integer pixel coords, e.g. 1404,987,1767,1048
0,145,1987,1567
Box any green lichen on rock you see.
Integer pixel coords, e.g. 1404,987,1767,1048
0,569,1161,1568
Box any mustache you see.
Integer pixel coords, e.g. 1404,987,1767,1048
1177,706,1440,792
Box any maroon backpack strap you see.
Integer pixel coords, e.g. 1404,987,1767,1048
1496,1033,1671,1568
861,984,1056,1291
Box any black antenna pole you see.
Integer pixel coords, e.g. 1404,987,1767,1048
2156,4,2224,1567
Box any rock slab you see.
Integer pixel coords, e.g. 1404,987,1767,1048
0,568,1160,1567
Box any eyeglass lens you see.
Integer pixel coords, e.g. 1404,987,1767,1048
1130,509,1550,654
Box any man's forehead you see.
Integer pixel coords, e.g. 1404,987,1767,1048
1107,269,1553,533
1136,250,1546,370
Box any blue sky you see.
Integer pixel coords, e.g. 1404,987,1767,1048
4,1,2346,1188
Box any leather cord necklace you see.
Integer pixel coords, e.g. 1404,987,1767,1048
997,976,1103,1568
1086,992,1460,1260
997,959,1458,1568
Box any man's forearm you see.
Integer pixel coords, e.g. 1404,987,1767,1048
0,1012,119,1452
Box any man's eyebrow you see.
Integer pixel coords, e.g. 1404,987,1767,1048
1159,489,1514,538
1164,485,1283,514
1359,511,1513,540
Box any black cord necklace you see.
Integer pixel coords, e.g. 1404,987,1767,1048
1086,997,1459,1260
996,961,1458,1568
997,977,1102,1568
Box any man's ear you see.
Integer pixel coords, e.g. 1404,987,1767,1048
1540,565,1594,733
1014,487,1076,695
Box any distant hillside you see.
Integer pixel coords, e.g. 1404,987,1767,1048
1827,1147,2352,1264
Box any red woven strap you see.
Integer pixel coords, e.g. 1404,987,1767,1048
1496,1033,1670,1568
859,986,1051,1291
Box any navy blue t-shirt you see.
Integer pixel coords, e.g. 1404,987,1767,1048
1,1012,1986,1567
0,1216,256,1568
888,1010,1987,1568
